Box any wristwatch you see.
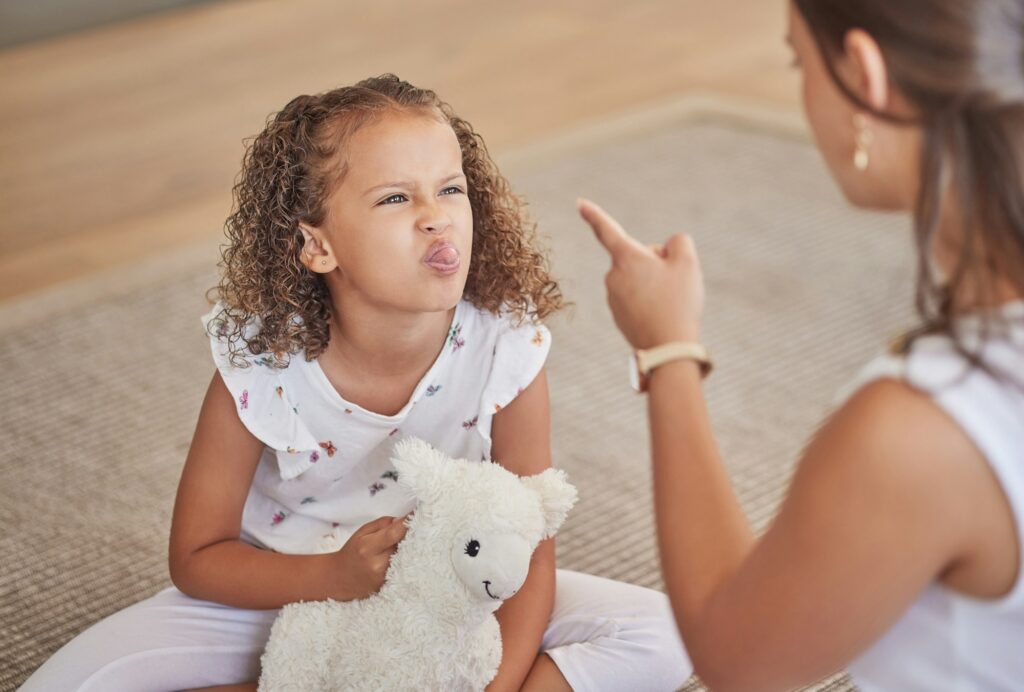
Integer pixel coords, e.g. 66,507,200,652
629,342,712,393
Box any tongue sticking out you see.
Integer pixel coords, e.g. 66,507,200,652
426,245,460,270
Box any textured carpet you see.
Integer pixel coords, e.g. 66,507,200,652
0,97,915,690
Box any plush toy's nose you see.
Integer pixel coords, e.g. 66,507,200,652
454,532,535,603
480,535,532,600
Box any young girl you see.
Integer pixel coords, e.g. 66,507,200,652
20,75,690,691
581,1,1024,690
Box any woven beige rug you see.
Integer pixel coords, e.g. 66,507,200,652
0,96,914,690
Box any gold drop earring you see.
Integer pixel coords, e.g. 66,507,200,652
853,113,873,171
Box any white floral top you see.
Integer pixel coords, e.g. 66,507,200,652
202,300,550,555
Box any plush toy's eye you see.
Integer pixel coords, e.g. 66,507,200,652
464,539,480,557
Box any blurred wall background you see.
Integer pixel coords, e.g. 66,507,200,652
0,0,215,47
0,0,797,303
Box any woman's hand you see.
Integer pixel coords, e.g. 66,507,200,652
330,515,408,601
578,198,705,348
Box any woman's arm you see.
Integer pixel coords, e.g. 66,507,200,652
579,200,1003,691
486,368,559,692
168,371,406,610
648,365,986,690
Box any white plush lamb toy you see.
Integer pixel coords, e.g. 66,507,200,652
258,437,577,692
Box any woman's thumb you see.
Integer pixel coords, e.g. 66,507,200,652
664,233,695,261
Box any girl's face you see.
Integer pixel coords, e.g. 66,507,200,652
313,111,473,315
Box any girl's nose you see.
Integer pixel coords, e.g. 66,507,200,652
417,202,451,234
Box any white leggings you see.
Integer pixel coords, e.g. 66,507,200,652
20,569,691,691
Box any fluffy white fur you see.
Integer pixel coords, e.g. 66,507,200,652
258,438,577,691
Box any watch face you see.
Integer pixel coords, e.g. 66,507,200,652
628,354,641,392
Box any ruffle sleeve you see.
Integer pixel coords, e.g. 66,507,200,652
201,304,321,480
476,315,552,447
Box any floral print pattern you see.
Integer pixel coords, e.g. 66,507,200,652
448,323,465,352
204,301,551,555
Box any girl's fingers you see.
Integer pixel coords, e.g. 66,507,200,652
373,517,408,551
355,515,397,537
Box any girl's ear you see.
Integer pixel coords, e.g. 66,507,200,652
298,223,339,273
522,468,578,539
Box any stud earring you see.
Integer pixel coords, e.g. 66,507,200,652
321,259,328,266
853,113,873,172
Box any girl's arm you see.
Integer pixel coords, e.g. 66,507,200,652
168,372,406,610
486,367,559,692
580,200,1009,691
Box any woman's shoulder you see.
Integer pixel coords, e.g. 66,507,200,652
796,377,985,562
833,323,1024,483
829,377,962,458
825,315,1021,494
903,320,1024,395
818,321,1024,566
838,308,1024,405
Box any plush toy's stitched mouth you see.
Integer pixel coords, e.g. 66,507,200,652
483,581,500,600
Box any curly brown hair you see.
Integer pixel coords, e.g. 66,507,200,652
211,74,563,367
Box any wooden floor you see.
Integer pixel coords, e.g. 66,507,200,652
0,0,799,302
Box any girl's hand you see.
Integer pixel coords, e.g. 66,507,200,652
578,199,705,349
330,515,409,601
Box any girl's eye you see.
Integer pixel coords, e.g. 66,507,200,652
379,194,407,206
440,186,465,196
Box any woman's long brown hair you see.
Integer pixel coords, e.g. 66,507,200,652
795,0,1024,367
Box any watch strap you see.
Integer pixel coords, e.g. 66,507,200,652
636,341,713,379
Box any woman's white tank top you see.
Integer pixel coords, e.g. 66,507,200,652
841,302,1024,691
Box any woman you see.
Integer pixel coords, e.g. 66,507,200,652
579,1,1024,690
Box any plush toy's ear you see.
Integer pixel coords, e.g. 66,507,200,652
391,437,453,504
521,468,577,539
